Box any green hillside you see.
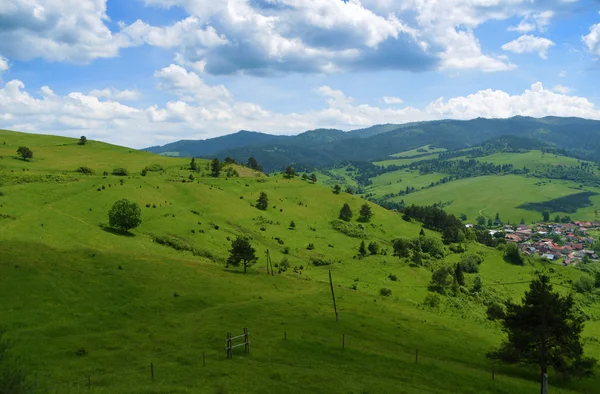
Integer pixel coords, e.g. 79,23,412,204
1,130,600,393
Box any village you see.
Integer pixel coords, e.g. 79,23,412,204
499,221,600,265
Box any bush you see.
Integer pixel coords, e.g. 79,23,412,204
282,246,290,254
306,243,315,250
575,276,596,294
144,164,165,172
330,219,367,239
379,288,392,297
311,257,333,266
112,168,129,176
76,166,95,175
419,236,445,259
388,273,398,281
458,254,484,273
423,292,441,308
504,243,524,265
486,302,506,321
0,190,4,196
108,199,142,232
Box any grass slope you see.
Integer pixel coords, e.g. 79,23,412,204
1,130,599,393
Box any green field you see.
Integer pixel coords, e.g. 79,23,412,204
374,153,440,168
390,175,600,223
365,170,447,199
1,130,600,393
390,145,447,158
471,151,591,171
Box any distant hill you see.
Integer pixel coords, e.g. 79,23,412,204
145,116,600,171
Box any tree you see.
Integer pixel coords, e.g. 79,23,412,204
256,192,269,210
211,158,221,177
460,213,468,221
78,136,87,145
339,203,353,222
188,174,194,181
227,236,257,273
284,166,296,179
190,157,197,171
309,173,317,184
495,212,501,223
476,215,486,227
419,228,425,237
224,156,236,164
454,263,465,286
358,203,373,222
358,241,367,258
16,146,33,161
429,266,454,294
393,237,412,258
520,218,525,225
368,241,379,255
108,199,142,233
472,276,483,294
488,275,597,382
289,220,296,229
504,243,524,266
333,184,341,194
487,218,493,228
542,211,550,222
247,157,262,171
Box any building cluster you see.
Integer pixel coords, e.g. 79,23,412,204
503,221,600,265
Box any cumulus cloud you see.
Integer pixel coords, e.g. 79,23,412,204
0,56,8,77
508,11,554,33
383,96,404,104
501,35,555,59
552,84,572,94
583,23,600,55
153,64,232,102
89,88,142,101
0,0,131,63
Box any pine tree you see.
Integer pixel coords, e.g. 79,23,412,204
359,203,373,222
309,173,317,183
333,184,341,194
358,241,367,258
488,275,597,380
368,241,379,255
284,166,296,179
227,236,257,273
256,192,269,210
289,220,296,229
454,263,465,286
339,203,353,222
211,158,221,177
419,228,425,237
190,157,197,171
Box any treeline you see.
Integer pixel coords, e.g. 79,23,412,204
414,158,521,177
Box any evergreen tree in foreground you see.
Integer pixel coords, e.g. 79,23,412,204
488,275,597,380
358,203,373,222
358,241,367,258
190,157,197,171
333,184,341,194
339,203,353,222
211,158,221,177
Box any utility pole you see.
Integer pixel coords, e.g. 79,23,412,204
266,249,270,275
329,270,339,322
540,275,548,394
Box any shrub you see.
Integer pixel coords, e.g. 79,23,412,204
379,288,392,297
103,171,108,176
112,168,128,176
330,219,367,239
75,347,88,357
575,276,596,294
458,254,484,273
0,190,4,196
306,243,315,250
388,273,398,281
144,164,165,172
486,302,506,321
282,247,290,254
76,166,95,175
423,293,441,308
368,241,379,255
419,236,445,259
311,257,333,266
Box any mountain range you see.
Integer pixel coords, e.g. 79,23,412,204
144,116,600,171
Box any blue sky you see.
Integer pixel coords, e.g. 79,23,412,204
1,0,600,148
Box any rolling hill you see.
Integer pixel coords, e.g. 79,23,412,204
145,116,600,172
2,129,600,393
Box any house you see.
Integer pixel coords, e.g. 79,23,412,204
573,244,584,251
542,253,555,260
506,234,522,243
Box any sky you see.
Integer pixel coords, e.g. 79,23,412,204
1,0,600,148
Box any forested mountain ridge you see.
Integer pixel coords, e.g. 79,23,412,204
144,116,600,171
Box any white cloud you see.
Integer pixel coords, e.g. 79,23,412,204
559,70,567,77
501,35,555,59
153,64,232,102
582,23,600,55
552,84,572,94
427,82,599,120
508,11,554,33
383,96,404,104
89,88,142,101
0,56,8,77
0,0,131,63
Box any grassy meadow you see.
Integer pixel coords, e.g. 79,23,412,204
1,130,600,393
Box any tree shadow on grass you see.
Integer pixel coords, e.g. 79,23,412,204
99,224,135,237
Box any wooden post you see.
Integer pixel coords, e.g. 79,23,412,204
284,331,286,340
415,349,418,364
328,270,339,322
87,374,91,389
342,334,345,350
150,362,154,381
244,328,249,354
492,362,495,380
542,373,548,394
203,352,206,367
266,250,270,275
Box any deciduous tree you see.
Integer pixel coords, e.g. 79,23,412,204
108,199,142,233
16,146,33,161
358,203,373,222
78,136,87,145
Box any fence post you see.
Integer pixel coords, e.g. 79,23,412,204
284,331,286,340
203,352,206,367
150,362,154,381
415,349,419,364
87,374,91,389
492,361,495,380
342,334,345,350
